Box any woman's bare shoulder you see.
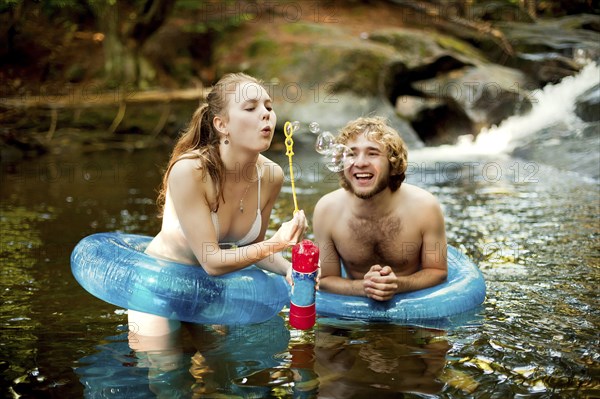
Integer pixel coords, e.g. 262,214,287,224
170,155,201,176
168,155,213,193
258,155,284,184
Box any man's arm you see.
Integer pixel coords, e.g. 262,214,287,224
402,197,448,291
313,193,366,296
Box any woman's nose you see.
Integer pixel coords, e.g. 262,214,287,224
261,107,271,120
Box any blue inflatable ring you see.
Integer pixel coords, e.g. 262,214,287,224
71,232,289,325
316,245,486,321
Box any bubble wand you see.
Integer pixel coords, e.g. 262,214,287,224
284,121,300,214
283,121,319,330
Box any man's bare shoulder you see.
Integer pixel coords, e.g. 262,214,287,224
315,188,347,212
313,189,348,230
400,183,441,206
399,184,445,229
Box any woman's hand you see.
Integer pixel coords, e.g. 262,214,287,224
270,210,308,249
285,264,293,285
315,261,321,290
286,260,321,288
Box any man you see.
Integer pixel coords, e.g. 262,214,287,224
313,116,447,301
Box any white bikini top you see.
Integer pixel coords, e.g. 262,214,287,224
211,164,262,247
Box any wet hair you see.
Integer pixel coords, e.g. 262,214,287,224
335,116,408,192
157,73,265,213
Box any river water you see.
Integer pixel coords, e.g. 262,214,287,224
1,64,598,398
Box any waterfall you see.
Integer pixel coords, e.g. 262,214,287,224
412,62,600,160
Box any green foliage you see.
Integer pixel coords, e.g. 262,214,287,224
0,0,90,21
0,0,21,13
176,0,251,34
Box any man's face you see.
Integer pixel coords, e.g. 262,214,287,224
342,133,390,200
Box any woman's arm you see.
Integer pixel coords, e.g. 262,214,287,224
254,160,307,278
168,159,304,276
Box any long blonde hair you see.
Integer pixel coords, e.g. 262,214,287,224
157,73,265,213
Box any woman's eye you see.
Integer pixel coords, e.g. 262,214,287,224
245,107,255,111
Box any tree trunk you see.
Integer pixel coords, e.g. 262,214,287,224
520,0,537,19
91,0,176,87
106,15,135,83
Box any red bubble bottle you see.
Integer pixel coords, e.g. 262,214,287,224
290,240,319,330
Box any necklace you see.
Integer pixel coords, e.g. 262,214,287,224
238,164,260,213
239,183,251,213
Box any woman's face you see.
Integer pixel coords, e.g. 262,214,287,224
219,81,276,152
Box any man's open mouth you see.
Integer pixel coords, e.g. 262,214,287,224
354,173,373,181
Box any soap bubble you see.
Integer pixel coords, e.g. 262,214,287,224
292,121,300,132
323,144,353,172
284,122,293,136
309,122,321,134
315,131,335,154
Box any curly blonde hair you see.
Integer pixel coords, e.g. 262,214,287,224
335,116,408,192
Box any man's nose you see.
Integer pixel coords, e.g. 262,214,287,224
353,153,369,166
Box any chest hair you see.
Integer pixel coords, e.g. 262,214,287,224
347,215,403,263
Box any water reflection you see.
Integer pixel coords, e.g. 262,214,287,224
312,321,450,398
75,316,454,398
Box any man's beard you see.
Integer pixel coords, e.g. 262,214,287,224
343,174,388,200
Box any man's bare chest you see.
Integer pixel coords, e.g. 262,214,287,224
332,215,422,272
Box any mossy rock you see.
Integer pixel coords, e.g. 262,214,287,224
369,28,489,67
214,22,397,97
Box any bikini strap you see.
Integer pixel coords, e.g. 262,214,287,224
256,163,262,213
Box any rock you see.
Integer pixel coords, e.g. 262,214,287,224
414,64,534,123
575,84,600,122
391,62,532,145
214,21,422,146
352,27,535,145
469,1,535,23
495,15,600,84
369,27,489,67
410,98,475,146
215,21,396,96
275,93,422,149
213,16,578,147
394,95,475,145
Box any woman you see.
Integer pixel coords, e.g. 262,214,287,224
129,73,307,337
